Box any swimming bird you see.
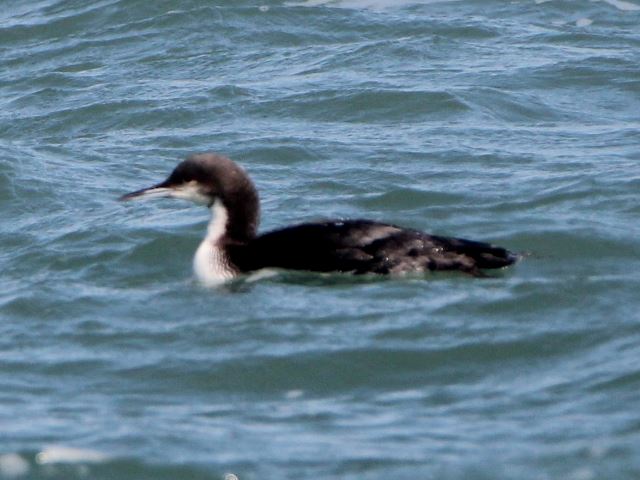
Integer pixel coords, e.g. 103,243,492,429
121,153,517,285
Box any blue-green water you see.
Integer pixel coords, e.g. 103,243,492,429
1,1,640,479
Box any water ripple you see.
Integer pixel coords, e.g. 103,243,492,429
2,1,640,479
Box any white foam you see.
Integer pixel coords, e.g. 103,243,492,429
35,446,108,465
285,389,305,399
576,18,593,26
245,268,280,283
0,453,29,478
601,0,640,11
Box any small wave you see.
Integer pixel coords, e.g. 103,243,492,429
0,448,109,480
36,446,109,465
600,0,640,11
254,89,468,123
0,450,227,480
287,0,460,10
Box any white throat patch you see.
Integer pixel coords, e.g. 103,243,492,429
193,199,237,285
169,181,210,205
206,198,228,243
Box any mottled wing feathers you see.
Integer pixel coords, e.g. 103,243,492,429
427,235,517,270
229,220,516,276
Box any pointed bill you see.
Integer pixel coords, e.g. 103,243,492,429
119,180,210,205
119,183,172,201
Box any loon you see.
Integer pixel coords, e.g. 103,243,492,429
120,153,517,285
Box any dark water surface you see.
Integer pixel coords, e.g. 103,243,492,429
1,0,640,479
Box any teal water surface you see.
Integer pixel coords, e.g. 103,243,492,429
1,1,640,479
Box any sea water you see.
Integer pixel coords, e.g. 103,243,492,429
1,1,639,479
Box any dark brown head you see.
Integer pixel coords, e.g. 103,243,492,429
121,153,260,241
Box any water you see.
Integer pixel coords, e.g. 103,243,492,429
1,0,640,478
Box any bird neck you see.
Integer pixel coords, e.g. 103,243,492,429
205,199,230,244
207,195,259,245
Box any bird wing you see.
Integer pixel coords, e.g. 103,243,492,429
229,220,516,275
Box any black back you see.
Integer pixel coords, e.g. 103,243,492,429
227,219,516,275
